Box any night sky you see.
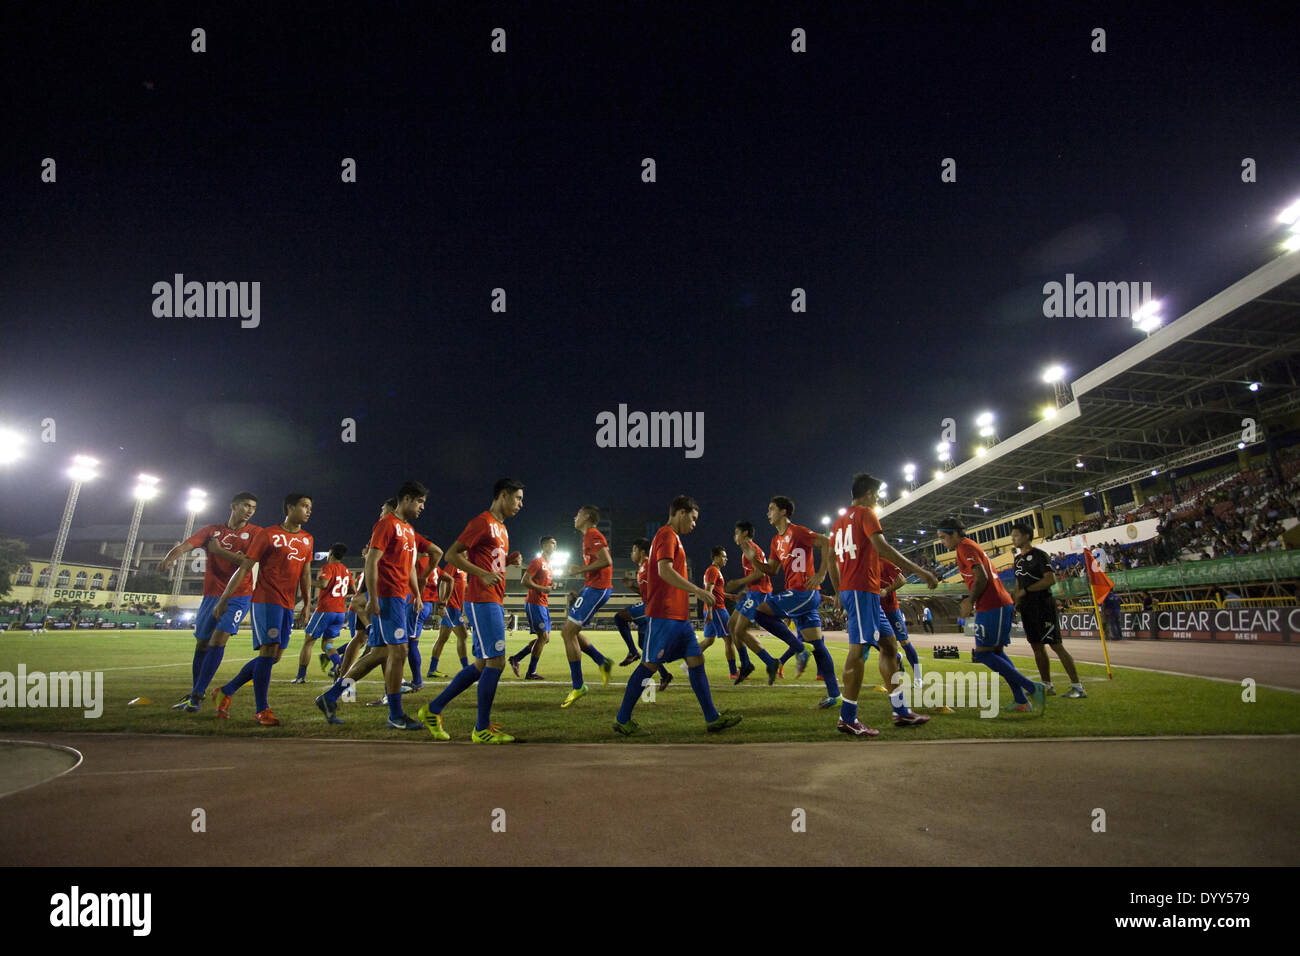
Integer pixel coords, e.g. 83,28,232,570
2,1,1297,570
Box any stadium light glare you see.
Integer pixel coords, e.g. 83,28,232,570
1084,491,1092,497
978,425,995,437
903,462,916,474
1151,469,1158,476
837,507,847,516
1284,233,1300,253
938,449,952,462
68,454,99,482
1017,483,1025,491
1132,299,1163,333
1041,405,1058,420
901,489,910,498
1076,460,1085,468
975,445,987,457
933,470,944,482
975,411,995,428
821,515,832,526
133,473,161,501
1278,199,1300,226
1248,381,1261,392
0,427,25,466
553,551,570,568
185,488,208,513
1238,441,1246,449
1041,364,1066,384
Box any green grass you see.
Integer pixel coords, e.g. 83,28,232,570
1,629,1297,743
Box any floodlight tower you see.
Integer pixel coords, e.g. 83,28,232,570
114,474,160,607
44,455,100,604
169,489,208,607
1042,364,1071,408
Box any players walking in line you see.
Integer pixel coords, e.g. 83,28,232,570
403,547,448,692
159,491,261,712
210,493,314,725
1010,521,1085,699
509,535,559,679
293,543,352,683
828,474,938,736
559,506,614,707
426,560,469,678
725,520,802,683
697,547,743,678
937,516,1045,714
613,496,742,736
416,478,525,743
733,496,841,708
315,482,438,730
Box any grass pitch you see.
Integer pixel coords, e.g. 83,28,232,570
1,629,1297,743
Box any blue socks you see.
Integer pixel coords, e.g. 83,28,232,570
615,616,637,654
902,641,919,669
222,658,257,696
976,648,1034,703
582,644,607,666
476,667,502,731
429,663,482,714
726,657,738,676
569,660,584,690
810,639,839,696
388,689,403,722
407,639,422,684
427,655,439,677
295,665,307,680
757,611,801,649
840,697,859,723
192,644,226,696
617,664,654,724
527,645,543,677
737,644,752,668
687,664,720,723
191,646,207,688
252,656,274,712
459,656,469,669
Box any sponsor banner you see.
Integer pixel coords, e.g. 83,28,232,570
1058,607,1295,643
96,622,119,629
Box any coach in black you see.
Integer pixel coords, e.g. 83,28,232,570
1010,521,1086,700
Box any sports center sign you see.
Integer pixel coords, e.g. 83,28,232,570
1058,607,1299,643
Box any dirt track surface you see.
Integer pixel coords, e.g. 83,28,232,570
1,732,1296,866
840,630,1300,691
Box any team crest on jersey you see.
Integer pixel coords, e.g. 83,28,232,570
240,532,249,539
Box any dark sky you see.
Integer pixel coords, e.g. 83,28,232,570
2,1,1297,569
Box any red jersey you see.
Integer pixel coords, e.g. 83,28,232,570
646,525,688,620
879,560,902,612
457,511,509,604
581,527,612,589
367,514,420,600
830,506,883,593
313,561,352,613
185,522,262,597
771,523,819,592
635,559,649,601
956,537,1013,612
443,565,467,610
525,556,552,606
415,555,441,603
246,525,313,608
741,540,772,593
704,565,726,609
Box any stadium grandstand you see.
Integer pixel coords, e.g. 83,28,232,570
880,251,1300,640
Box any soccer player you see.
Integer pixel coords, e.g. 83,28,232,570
828,474,937,736
611,538,674,690
508,536,559,679
879,558,923,689
158,491,261,712
725,520,802,682
733,496,841,708
293,543,352,683
426,560,469,678
416,477,526,743
1011,521,1085,699
403,545,448,692
937,516,1046,714
921,604,935,634
697,547,743,678
613,495,742,736
559,506,614,708
210,493,314,725
314,482,437,729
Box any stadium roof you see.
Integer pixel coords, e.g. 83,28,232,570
879,252,1300,552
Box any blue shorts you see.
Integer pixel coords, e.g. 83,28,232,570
742,588,822,632
367,595,411,647
465,602,507,659
251,602,294,650
886,608,909,642
568,586,612,626
626,601,647,625
841,591,893,647
525,603,552,635
305,611,346,642
703,607,731,639
642,617,702,665
195,594,251,642
440,606,464,629
974,604,1014,649
407,600,434,640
